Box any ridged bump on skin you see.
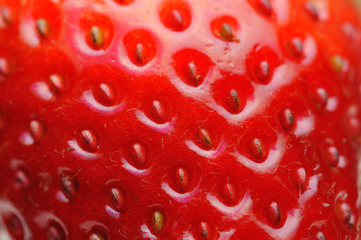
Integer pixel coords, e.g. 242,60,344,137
0,0,361,239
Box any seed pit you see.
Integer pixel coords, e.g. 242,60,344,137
0,57,12,77
279,109,295,131
266,202,282,227
346,117,361,142
14,167,31,189
248,0,273,17
291,167,307,189
113,0,134,5
152,210,164,234
226,89,241,113
285,37,304,59
159,0,191,31
174,167,189,192
255,61,270,82
29,120,46,142
110,188,124,211
198,222,211,239
89,232,107,240
237,122,276,163
223,183,237,205
256,0,272,16
3,213,24,238
305,1,319,21
148,100,168,124
336,202,352,225
61,173,78,199
80,129,98,152
188,61,201,85
312,88,328,110
123,29,157,66
90,26,104,49
315,232,326,240
196,128,212,149
36,18,51,38
1,6,12,25
211,16,239,42
49,74,65,94
330,55,348,73
96,83,115,106
130,143,147,168
47,221,66,240
172,49,213,87
249,138,265,162
247,45,281,84
213,73,254,114
80,12,114,51
324,146,339,167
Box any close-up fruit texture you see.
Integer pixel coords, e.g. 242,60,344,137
1,0,361,239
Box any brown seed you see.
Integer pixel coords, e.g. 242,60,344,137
49,74,65,93
14,169,31,188
219,23,238,42
291,167,307,189
336,202,352,224
286,38,303,58
175,167,189,192
110,188,124,211
81,130,98,151
313,88,328,110
266,202,281,226
315,232,326,240
188,60,202,86
331,55,347,73
1,7,12,25
249,138,265,162
226,89,241,113
135,43,144,66
90,26,104,49
36,18,50,38
89,232,106,240
254,60,270,83
324,146,339,167
130,143,146,168
256,0,272,17
279,109,295,131
223,183,236,205
305,1,319,21
197,128,212,149
152,210,164,233
198,221,211,239
61,174,78,199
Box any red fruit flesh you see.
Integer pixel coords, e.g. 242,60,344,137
0,0,361,239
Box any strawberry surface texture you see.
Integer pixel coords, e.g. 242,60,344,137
1,0,361,239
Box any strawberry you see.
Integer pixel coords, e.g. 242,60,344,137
0,0,361,239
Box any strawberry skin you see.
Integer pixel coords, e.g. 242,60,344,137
0,0,361,239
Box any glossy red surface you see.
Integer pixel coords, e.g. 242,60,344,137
0,0,361,239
